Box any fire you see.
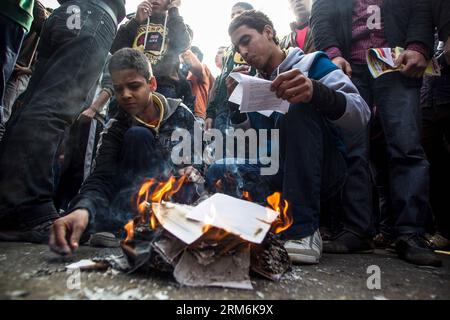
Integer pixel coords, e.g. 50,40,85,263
150,213,158,230
215,179,223,191
137,179,156,214
126,175,188,242
202,205,217,233
267,192,293,234
242,191,252,202
124,220,134,243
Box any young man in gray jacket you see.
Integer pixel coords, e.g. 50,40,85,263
207,10,371,265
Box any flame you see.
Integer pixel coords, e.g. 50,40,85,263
137,179,156,214
242,191,252,202
127,175,188,237
150,212,158,230
151,176,176,203
165,174,187,199
202,204,217,233
124,220,134,243
267,192,293,234
202,224,212,233
215,179,223,191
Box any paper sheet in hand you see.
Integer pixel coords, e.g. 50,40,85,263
186,193,280,244
228,72,290,114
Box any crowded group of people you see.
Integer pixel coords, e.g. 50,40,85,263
0,0,449,269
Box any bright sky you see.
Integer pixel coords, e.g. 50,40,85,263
40,0,296,76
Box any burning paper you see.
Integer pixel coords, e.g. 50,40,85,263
151,202,204,245
115,175,292,290
174,245,253,290
186,193,279,244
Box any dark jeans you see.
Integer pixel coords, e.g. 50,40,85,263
351,64,430,236
206,104,347,239
370,111,394,237
422,104,450,238
0,0,117,227
338,116,375,238
0,15,25,138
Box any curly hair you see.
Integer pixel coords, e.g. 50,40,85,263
228,10,279,45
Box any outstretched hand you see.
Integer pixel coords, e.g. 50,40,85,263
49,209,89,256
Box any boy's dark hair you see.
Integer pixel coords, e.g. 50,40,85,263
190,46,204,62
228,10,279,45
109,48,153,80
232,2,254,10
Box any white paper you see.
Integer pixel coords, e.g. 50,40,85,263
228,72,290,114
186,193,279,244
152,202,204,245
66,259,97,270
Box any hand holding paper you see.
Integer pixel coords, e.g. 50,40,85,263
366,47,441,78
271,69,314,105
228,72,290,114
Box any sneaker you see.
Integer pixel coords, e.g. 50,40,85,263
284,229,322,264
373,232,394,249
89,232,120,248
427,233,450,250
396,234,442,267
323,230,374,253
0,219,54,244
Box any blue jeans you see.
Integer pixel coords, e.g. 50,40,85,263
206,104,347,239
0,0,118,227
351,64,430,236
0,15,25,138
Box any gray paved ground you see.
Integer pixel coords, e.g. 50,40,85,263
0,242,449,300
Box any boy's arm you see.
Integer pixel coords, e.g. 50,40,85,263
50,116,127,255
312,65,371,133
181,50,204,80
272,55,370,133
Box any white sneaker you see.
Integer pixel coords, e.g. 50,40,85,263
284,229,322,264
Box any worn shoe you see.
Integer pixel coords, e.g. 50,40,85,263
284,229,322,264
323,230,374,254
396,234,442,267
426,233,450,250
0,219,54,244
88,232,120,248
